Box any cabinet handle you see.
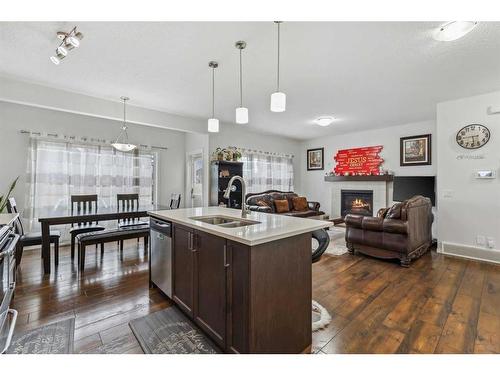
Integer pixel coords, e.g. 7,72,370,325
192,233,197,253
188,232,193,250
223,244,230,268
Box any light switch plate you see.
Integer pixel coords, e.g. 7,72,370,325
443,190,453,198
487,237,495,249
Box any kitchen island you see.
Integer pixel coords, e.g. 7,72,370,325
148,207,331,354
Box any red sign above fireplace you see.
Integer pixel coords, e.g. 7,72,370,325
334,146,384,175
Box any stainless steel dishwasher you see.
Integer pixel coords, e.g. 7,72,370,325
150,217,172,298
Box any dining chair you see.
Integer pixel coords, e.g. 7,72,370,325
69,194,105,261
170,193,181,209
116,193,149,251
6,197,61,267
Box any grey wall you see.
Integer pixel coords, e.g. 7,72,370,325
0,101,186,211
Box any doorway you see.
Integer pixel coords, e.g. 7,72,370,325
187,151,204,208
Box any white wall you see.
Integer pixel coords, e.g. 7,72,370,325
299,120,436,215
209,124,303,192
437,91,500,262
0,101,186,212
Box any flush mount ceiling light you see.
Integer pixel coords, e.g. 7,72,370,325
313,116,335,127
112,96,137,152
235,41,249,124
270,21,286,112
208,61,220,133
50,27,84,65
433,21,478,41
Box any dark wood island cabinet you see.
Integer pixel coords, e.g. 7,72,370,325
171,222,312,354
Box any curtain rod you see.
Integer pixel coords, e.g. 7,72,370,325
234,147,294,159
19,130,168,151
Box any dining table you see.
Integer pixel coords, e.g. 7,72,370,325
38,203,169,274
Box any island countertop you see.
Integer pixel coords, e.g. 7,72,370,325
148,207,331,246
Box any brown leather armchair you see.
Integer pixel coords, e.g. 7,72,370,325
245,190,324,218
345,195,433,267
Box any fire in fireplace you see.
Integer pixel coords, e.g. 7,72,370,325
341,189,373,217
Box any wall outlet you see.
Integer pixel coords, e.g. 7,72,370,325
486,237,495,249
476,235,486,246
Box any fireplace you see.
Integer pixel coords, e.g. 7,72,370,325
341,189,373,217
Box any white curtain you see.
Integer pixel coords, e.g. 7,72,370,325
25,138,156,234
241,151,294,193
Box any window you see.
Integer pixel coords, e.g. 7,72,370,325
241,151,294,193
25,138,156,232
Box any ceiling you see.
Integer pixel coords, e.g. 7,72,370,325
1,21,500,140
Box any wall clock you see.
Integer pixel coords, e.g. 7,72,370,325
456,124,490,149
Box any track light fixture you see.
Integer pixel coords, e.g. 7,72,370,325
50,26,84,65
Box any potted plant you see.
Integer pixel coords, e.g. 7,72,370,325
212,148,224,161
0,176,19,213
232,149,242,161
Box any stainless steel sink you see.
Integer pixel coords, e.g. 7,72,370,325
191,216,236,225
190,215,260,228
217,220,260,228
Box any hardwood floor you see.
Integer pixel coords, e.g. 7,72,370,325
11,241,500,354
312,249,500,354
12,240,172,354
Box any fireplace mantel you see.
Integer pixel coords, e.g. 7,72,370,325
324,175,394,182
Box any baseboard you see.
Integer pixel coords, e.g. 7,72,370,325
439,241,500,265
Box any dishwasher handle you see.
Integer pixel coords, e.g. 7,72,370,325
150,219,171,236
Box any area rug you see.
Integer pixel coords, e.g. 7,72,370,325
312,300,332,332
129,307,219,354
6,318,75,354
324,227,348,256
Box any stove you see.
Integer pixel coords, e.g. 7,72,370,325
0,218,19,354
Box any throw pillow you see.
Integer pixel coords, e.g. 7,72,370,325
256,200,269,207
292,197,308,212
274,199,290,213
386,203,403,219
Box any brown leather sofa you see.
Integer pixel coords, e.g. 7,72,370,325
245,190,324,218
345,195,433,267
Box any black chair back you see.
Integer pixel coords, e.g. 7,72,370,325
71,194,99,227
117,193,140,225
6,197,25,236
170,193,181,209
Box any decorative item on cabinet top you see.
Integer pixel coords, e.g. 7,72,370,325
212,147,242,162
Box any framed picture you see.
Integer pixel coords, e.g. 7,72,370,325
400,134,432,166
307,147,324,170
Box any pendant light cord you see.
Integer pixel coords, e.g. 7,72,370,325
211,67,215,118
123,98,127,129
239,48,243,107
277,22,280,92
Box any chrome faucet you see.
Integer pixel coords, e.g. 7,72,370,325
223,175,250,218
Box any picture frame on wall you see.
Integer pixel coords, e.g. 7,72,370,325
400,134,432,166
307,147,324,170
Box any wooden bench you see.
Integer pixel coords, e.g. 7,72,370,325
76,226,149,271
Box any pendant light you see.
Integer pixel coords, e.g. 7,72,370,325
235,41,248,124
112,96,137,152
270,21,286,112
208,61,220,133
